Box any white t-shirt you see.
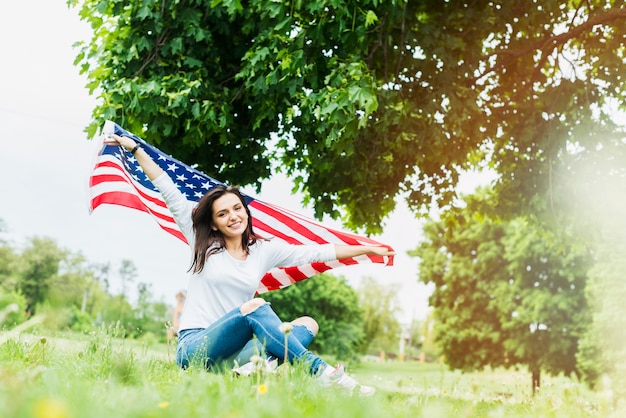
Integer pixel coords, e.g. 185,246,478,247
153,173,336,331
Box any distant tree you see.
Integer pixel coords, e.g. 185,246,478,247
117,259,137,323
0,219,17,291
418,311,439,362
48,253,96,308
412,190,592,394
15,237,67,315
0,243,17,292
414,193,510,368
263,273,364,360
128,281,170,342
90,261,112,295
502,218,591,393
100,294,134,333
356,277,402,355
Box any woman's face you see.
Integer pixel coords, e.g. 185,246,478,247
210,192,249,239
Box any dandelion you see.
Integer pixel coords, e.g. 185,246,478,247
250,354,265,391
279,322,293,367
257,384,268,395
279,322,293,334
250,354,264,368
158,401,170,409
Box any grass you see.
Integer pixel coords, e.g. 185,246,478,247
0,325,621,418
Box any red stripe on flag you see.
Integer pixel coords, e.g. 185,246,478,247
160,226,188,244
90,191,150,213
259,273,289,292
249,201,327,244
251,217,304,245
281,266,308,283
90,173,127,187
90,192,187,244
92,162,169,210
311,262,334,274
90,181,174,225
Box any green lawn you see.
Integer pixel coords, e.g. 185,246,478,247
0,327,619,418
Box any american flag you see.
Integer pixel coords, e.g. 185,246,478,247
89,121,394,293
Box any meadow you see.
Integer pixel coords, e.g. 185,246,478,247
0,324,620,418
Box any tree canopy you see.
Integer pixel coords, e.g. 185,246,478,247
69,0,626,232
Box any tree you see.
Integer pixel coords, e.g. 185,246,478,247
262,273,364,360
48,253,99,309
128,281,170,342
412,190,592,393
0,242,17,292
418,310,438,362
0,218,18,291
90,261,112,295
15,237,67,315
70,0,626,232
356,277,402,355
501,218,591,393
117,259,137,323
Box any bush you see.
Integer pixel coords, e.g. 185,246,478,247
69,307,95,333
0,290,28,329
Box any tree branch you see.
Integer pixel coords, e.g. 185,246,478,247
475,7,626,84
132,0,170,78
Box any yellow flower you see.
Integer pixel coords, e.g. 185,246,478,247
158,401,170,409
33,397,69,418
257,384,268,395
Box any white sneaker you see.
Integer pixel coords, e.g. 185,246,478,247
233,358,278,376
317,364,376,396
233,361,256,376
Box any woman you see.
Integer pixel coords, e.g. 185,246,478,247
107,133,394,396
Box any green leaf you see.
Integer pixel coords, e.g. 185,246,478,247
364,10,378,28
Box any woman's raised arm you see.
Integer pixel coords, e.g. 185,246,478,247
105,133,164,181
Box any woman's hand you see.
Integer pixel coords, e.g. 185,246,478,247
369,246,395,257
334,244,395,259
104,133,137,152
103,132,164,180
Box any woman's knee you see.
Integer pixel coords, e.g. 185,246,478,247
292,316,319,335
240,298,267,315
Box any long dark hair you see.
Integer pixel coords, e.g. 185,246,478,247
189,185,262,273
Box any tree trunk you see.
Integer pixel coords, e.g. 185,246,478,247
531,369,541,395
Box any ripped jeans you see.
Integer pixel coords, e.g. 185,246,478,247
176,302,327,375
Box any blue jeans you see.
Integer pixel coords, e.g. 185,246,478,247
176,302,327,375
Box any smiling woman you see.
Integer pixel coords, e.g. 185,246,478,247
104,132,394,396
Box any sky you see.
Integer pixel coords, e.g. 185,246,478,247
0,2,491,324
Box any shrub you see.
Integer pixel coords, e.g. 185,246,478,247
0,290,28,329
